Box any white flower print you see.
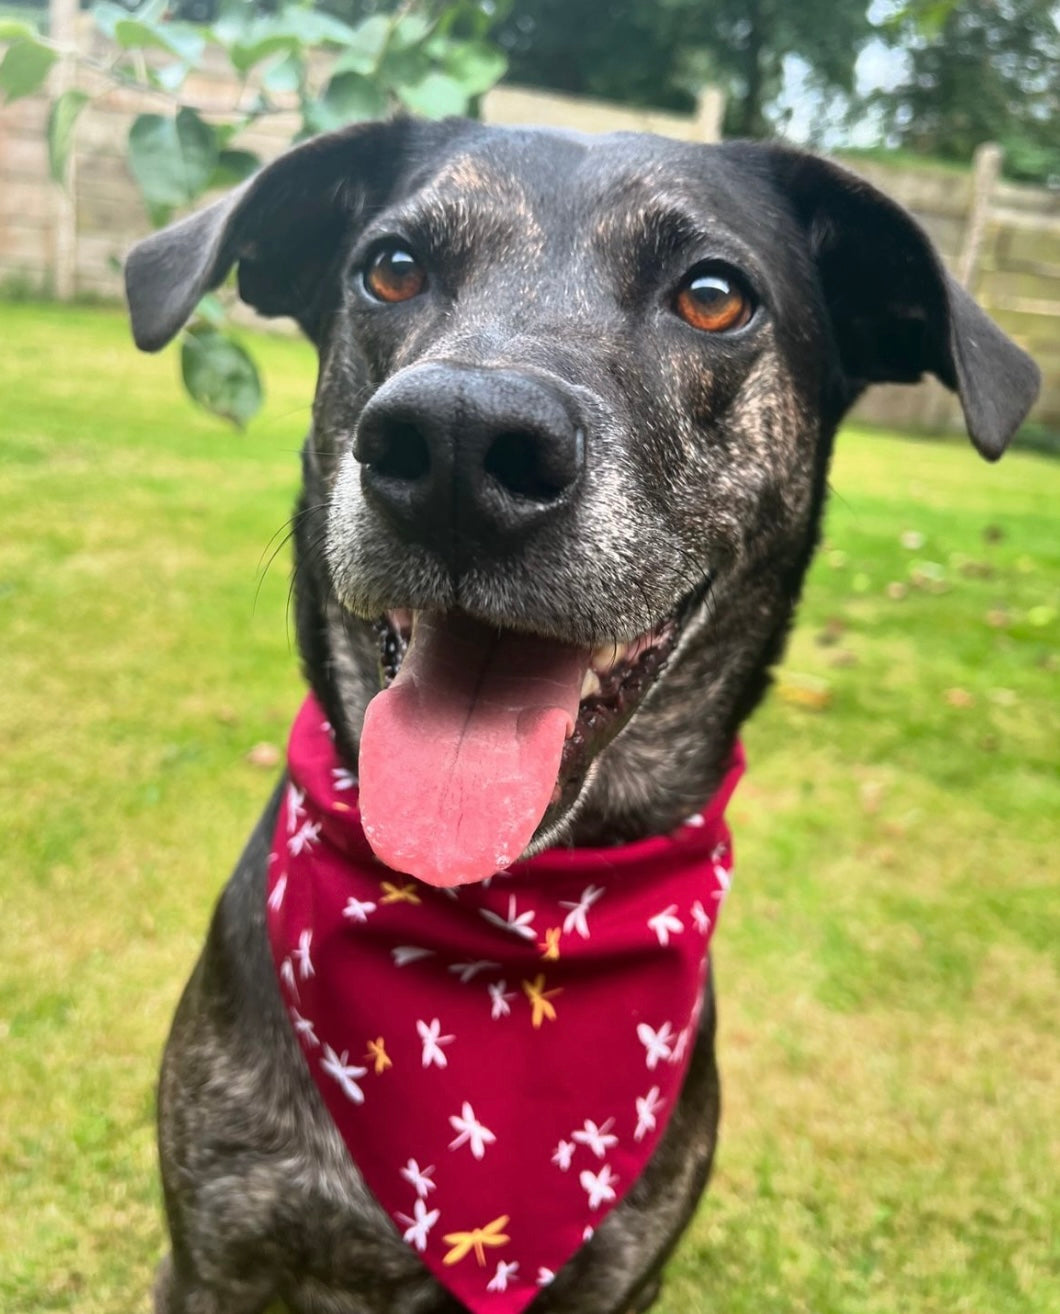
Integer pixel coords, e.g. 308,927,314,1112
488,980,516,1020
285,784,306,834
552,1139,576,1172
671,1025,692,1065
580,1164,619,1210
267,872,287,912
417,1018,454,1068
293,928,315,981
537,1268,556,1287
582,1225,595,1242
572,1118,618,1159
487,1260,520,1293
320,1044,367,1104
558,884,605,939
712,843,732,899
634,1086,664,1142
647,904,684,946
448,1101,496,1159
637,1021,675,1070
480,894,536,941
342,896,377,924
396,1197,439,1252
690,899,711,935
279,956,298,999
331,766,357,791
393,946,435,967
682,811,706,828
289,1006,318,1048
400,1159,436,1199
288,819,321,856
448,959,501,984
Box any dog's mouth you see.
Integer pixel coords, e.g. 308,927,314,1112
356,606,684,887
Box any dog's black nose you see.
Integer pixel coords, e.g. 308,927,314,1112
355,364,584,558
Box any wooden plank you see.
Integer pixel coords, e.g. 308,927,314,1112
0,178,59,222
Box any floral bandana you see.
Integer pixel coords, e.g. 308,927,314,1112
267,694,744,1314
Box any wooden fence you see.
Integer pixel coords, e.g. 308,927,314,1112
1,36,1057,430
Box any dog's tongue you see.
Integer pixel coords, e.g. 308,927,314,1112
359,612,588,887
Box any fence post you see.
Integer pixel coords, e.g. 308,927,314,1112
957,142,1003,290
926,141,1002,431
49,0,79,300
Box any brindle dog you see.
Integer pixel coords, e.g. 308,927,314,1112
125,118,1039,1314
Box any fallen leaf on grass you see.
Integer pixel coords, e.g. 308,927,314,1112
886,582,908,601
900,530,925,550
245,742,281,768
945,688,975,709
777,673,832,711
816,617,846,646
859,780,885,814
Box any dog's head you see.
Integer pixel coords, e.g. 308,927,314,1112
126,118,1039,884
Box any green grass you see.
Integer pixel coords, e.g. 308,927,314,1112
1,301,1057,1314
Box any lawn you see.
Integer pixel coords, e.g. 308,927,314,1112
0,300,1056,1314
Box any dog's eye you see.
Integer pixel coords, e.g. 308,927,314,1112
363,247,427,304
675,268,753,333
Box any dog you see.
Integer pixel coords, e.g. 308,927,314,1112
125,117,1039,1314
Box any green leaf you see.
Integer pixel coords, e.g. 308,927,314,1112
209,147,260,188
230,32,298,76
114,18,175,53
113,15,204,66
263,50,303,94
319,70,388,126
0,39,58,104
128,108,218,223
181,325,263,428
194,292,226,326
90,1,134,42
47,88,89,185
339,13,391,71
441,41,507,97
391,13,434,50
150,61,190,94
395,71,470,119
0,19,38,42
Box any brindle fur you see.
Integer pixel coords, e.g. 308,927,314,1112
125,118,1039,1314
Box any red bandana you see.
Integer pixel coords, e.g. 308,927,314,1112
267,695,744,1314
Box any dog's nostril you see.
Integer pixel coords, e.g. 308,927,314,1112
371,422,431,482
484,430,577,503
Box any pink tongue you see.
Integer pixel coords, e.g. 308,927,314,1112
359,613,588,886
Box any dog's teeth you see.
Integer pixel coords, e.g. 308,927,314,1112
581,669,602,700
591,642,627,673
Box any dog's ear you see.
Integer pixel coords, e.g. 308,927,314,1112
125,117,463,352
764,148,1040,460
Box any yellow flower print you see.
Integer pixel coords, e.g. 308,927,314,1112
365,1037,391,1074
442,1214,511,1267
380,880,422,905
522,974,562,1028
538,927,562,960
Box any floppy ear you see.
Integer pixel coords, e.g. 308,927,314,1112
124,117,464,352
765,149,1040,460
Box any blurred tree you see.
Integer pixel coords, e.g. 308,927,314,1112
491,0,874,137
875,0,1060,183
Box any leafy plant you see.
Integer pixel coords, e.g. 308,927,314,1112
0,0,506,424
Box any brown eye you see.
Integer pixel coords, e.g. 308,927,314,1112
675,269,753,333
363,247,427,303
